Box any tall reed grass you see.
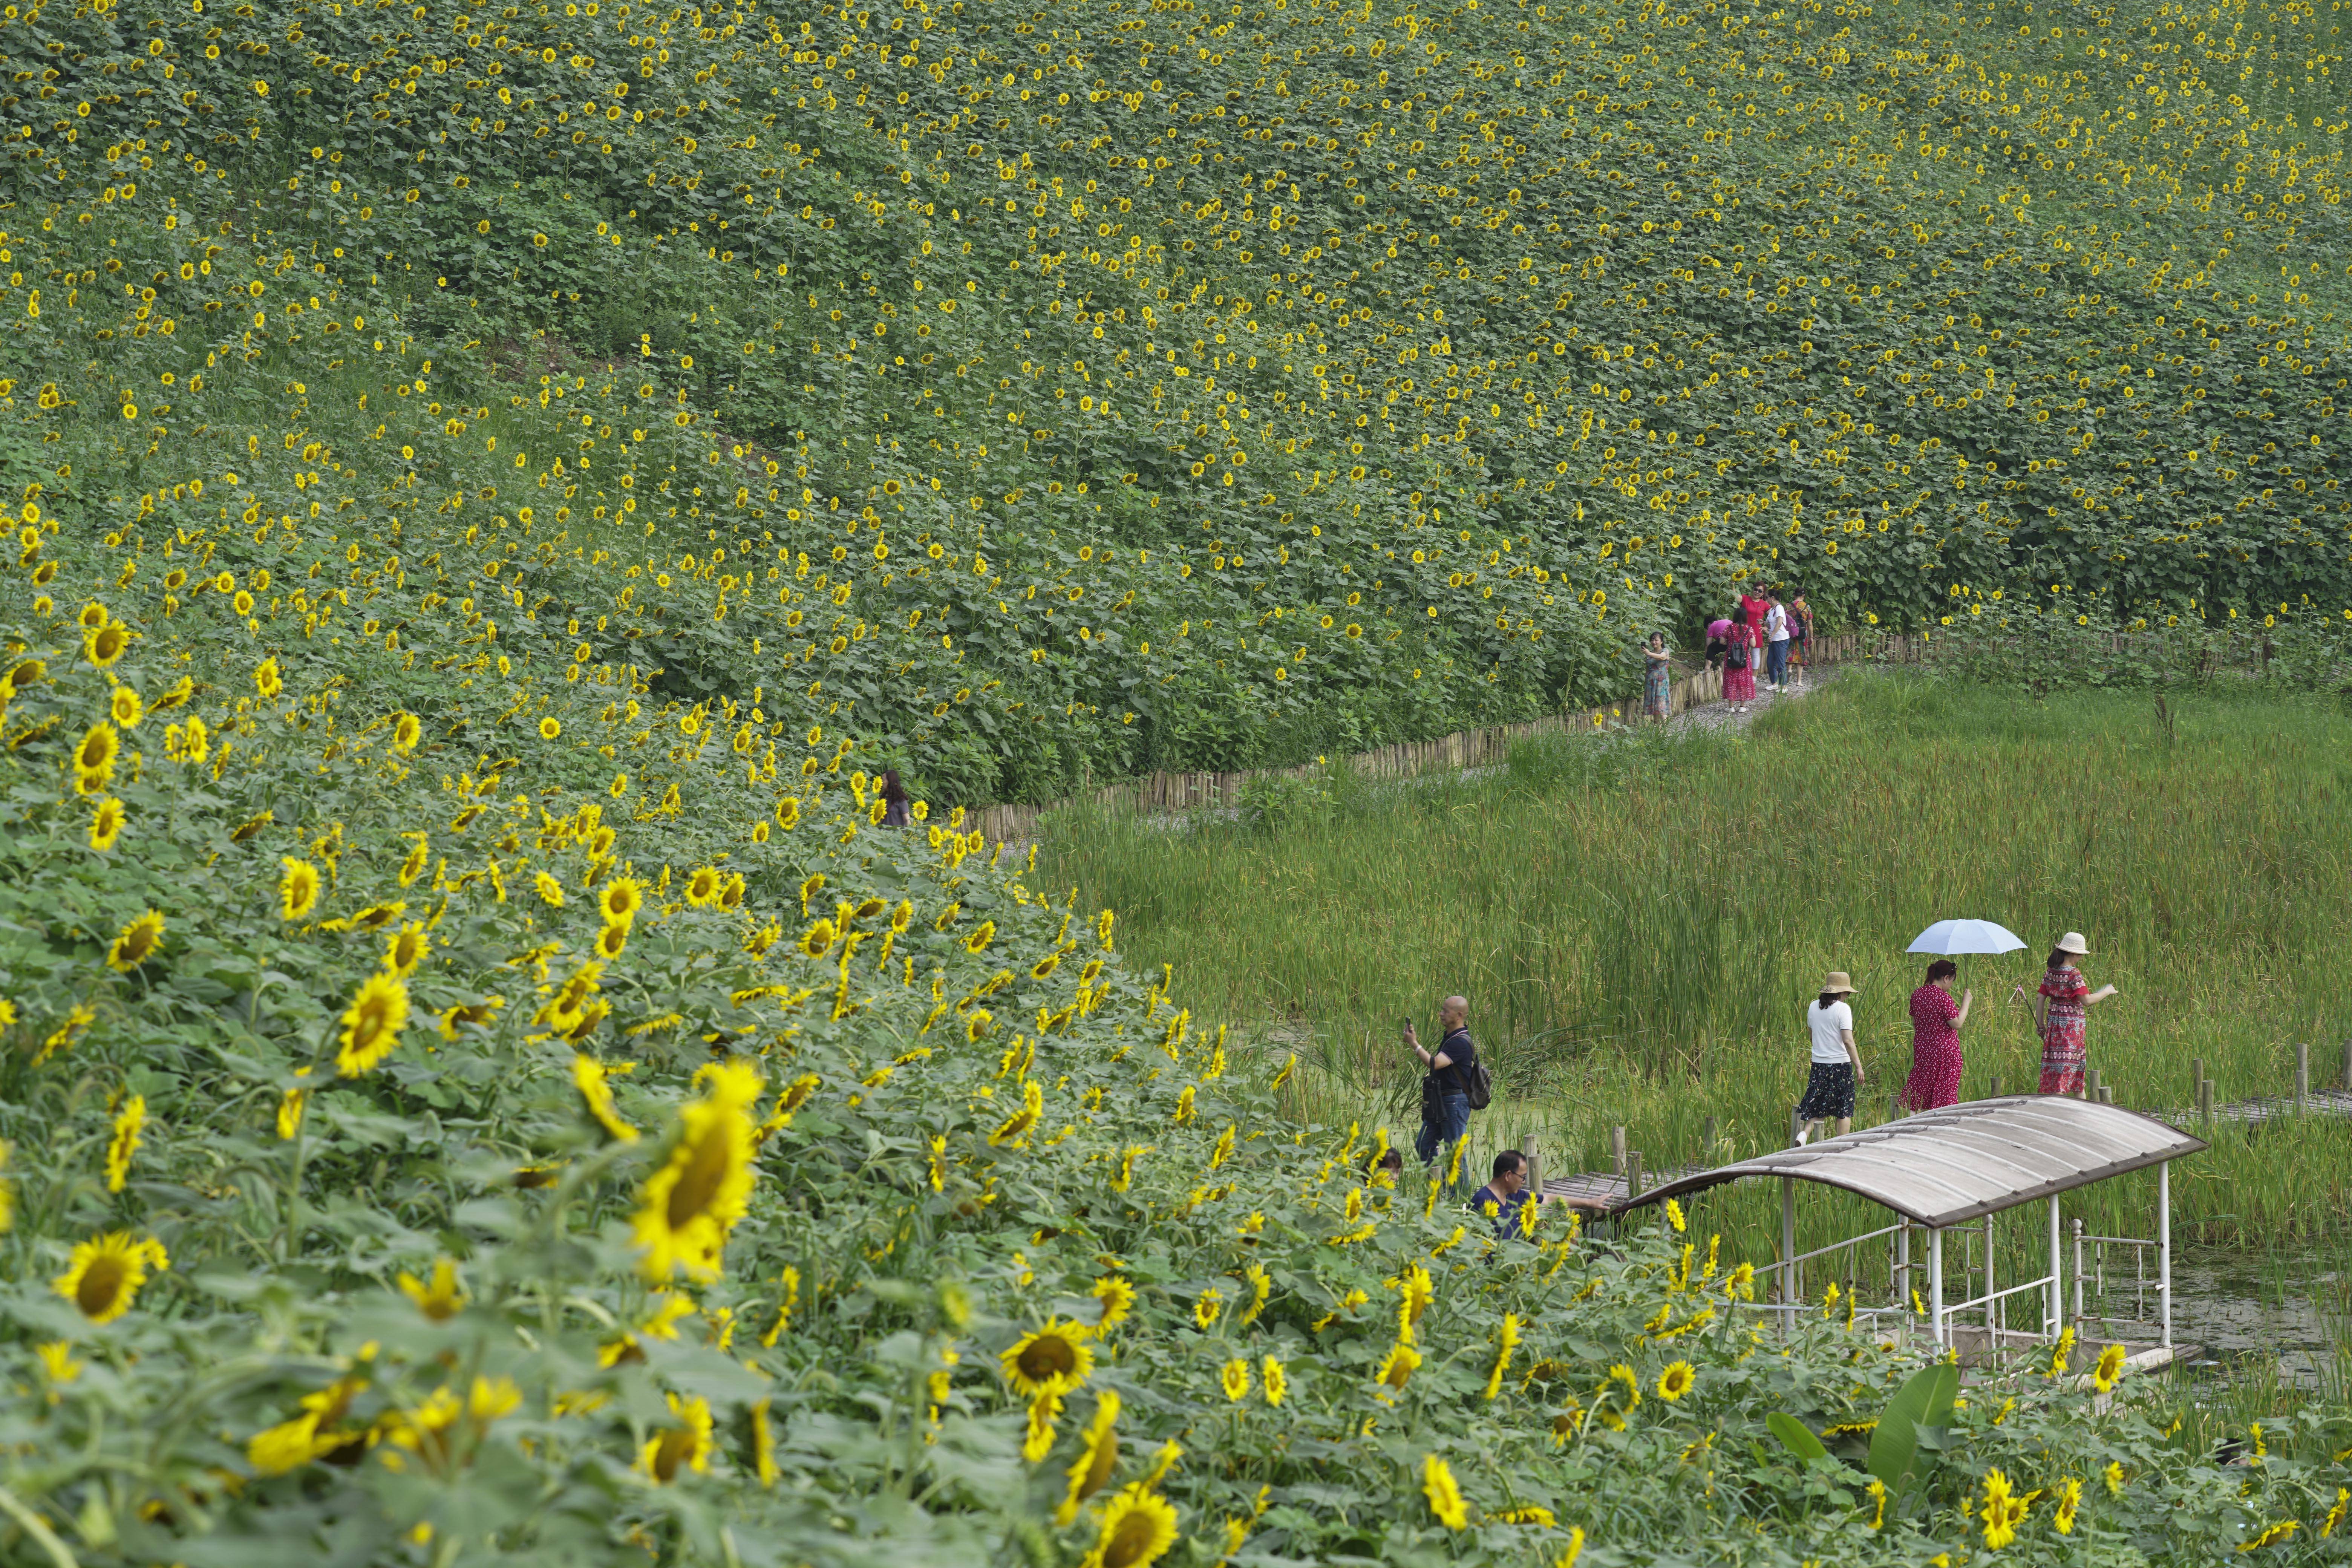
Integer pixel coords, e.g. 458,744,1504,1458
1042,674,2352,1291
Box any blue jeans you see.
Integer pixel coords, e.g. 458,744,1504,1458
1767,639,1790,687
1417,1090,1470,1191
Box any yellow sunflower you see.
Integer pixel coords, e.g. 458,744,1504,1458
87,796,127,852
54,1230,170,1323
1422,1453,1469,1530
1657,1360,1697,1402
390,711,423,753
397,1258,466,1321
72,721,121,795
1056,1389,1121,1526
104,1094,145,1193
573,1053,639,1143
630,1059,761,1280
594,921,629,960
684,864,722,907
383,922,432,977
84,622,131,668
1374,1339,1421,1400
254,657,283,698
641,1391,713,1482
279,858,321,920
538,716,561,740
1084,1486,1179,1568
109,685,143,728
107,908,165,971
599,877,645,929
335,971,410,1076
1001,1319,1095,1401
534,871,565,907
246,1374,368,1475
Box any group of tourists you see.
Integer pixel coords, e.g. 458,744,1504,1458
1638,586,1815,723
1406,930,2123,1236
1793,931,2119,1143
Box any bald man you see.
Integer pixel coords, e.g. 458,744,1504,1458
1406,995,1478,1192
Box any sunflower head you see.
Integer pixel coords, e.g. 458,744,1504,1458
335,971,411,1076
54,1231,168,1323
5,658,45,695
600,878,645,928
685,865,721,906
107,909,165,971
88,796,126,852
1657,1360,1696,1402
73,721,121,793
384,922,432,976
78,601,110,632
1001,1320,1094,1401
279,858,321,920
594,922,629,960
254,657,283,699
390,712,423,754
1089,1485,1178,1568
109,686,143,728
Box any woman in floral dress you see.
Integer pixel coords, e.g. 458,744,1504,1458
2036,931,2117,1095
1643,632,1672,723
1722,606,1756,711
1900,959,1972,1111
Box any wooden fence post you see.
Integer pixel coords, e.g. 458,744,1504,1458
2295,1043,2309,1112
1626,1150,1645,1202
1610,1125,1628,1177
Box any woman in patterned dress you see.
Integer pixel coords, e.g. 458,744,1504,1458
1643,632,1673,723
2036,931,2117,1095
1722,606,1757,711
1900,959,1972,1112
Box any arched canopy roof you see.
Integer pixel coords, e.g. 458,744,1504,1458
1620,1096,2206,1229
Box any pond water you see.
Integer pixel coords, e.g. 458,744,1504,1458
2086,1246,2352,1387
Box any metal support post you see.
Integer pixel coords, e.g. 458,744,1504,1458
1781,1176,1798,1317
2047,1195,2063,1341
1928,1227,1945,1350
2158,1160,2173,1350
2071,1218,2084,1332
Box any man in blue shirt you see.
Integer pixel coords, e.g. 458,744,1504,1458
1472,1150,1531,1240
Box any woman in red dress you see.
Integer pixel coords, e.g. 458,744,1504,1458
1900,959,1972,1111
1722,605,1757,711
2036,931,2118,1095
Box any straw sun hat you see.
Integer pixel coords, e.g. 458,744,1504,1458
1819,971,1859,996
2054,931,2090,955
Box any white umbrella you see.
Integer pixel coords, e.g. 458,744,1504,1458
1905,919,2027,956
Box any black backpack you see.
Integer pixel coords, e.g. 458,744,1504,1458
1464,1059,1493,1111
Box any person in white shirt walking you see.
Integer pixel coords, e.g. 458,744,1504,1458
1795,971,1864,1144
1765,592,1792,694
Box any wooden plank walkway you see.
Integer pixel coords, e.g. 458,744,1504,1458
1540,1165,1707,1215
2154,1087,2352,1128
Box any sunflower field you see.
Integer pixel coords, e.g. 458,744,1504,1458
4,0,2352,1560
4,560,2352,1568
4,0,2351,798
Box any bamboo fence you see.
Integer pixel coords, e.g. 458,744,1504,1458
958,634,1874,843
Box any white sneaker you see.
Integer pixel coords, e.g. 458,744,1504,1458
1793,1128,1810,1147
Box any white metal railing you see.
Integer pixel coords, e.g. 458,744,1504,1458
1753,1161,2177,1355
2072,1220,2172,1346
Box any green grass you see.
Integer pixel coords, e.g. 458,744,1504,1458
1043,672,2352,1293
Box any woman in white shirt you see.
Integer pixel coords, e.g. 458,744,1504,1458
1795,971,1864,1145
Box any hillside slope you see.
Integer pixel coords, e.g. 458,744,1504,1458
5,0,2350,800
